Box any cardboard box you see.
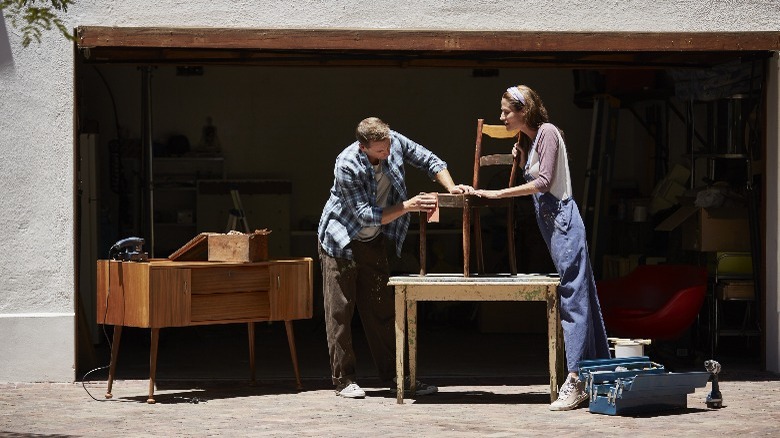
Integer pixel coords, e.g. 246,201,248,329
208,230,270,262
655,206,749,252
650,164,690,214
717,280,754,300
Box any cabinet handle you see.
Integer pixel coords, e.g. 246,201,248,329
276,275,280,289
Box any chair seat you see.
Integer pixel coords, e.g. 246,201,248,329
436,193,513,208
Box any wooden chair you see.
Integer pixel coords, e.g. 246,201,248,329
419,119,520,276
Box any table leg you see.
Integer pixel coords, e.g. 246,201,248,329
105,325,122,399
148,328,159,404
395,285,406,404
407,300,418,395
284,320,303,390
546,285,565,402
248,322,256,385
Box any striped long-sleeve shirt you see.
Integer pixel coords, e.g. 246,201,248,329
318,131,447,260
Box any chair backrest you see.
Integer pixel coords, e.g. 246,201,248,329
472,119,520,189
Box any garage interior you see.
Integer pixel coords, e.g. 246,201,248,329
73,28,776,387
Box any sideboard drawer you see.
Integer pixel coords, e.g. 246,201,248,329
189,265,270,294
190,290,270,323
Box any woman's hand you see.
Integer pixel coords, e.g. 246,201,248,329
448,184,474,194
512,141,526,160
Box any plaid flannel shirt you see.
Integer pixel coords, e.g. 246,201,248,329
318,131,447,260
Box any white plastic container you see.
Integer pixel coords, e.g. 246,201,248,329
615,341,644,358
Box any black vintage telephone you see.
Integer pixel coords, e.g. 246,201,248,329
109,237,148,262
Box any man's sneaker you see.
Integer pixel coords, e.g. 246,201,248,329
391,377,438,396
336,383,366,399
549,375,588,411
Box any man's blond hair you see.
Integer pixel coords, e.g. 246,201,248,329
356,117,390,145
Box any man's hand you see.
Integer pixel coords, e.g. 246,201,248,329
405,192,438,212
448,184,474,194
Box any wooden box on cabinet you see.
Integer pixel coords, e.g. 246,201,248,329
208,231,269,263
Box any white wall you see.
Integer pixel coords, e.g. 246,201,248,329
0,8,76,382
1,1,779,382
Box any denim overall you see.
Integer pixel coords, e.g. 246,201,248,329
525,136,611,372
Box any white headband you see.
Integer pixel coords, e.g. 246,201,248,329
506,86,526,105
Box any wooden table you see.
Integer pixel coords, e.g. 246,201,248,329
96,258,313,403
390,274,565,404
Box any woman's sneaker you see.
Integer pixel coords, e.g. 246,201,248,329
391,377,438,396
549,375,588,411
336,383,366,399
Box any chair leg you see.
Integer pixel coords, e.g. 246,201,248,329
473,210,483,275
419,212,427,276
506,204,517,275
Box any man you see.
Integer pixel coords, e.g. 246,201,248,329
317,117,471,398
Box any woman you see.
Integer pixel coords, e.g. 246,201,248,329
475,85,610,411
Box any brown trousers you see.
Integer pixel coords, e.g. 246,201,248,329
318,235,396,388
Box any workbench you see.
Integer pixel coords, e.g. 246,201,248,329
390,274,565,404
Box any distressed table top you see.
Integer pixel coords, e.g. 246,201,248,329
389,273,559,285
389,273,560,301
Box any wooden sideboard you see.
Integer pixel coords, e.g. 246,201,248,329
96,257,313,403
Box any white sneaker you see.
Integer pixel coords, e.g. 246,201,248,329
336,383,366,399
549,375,588,411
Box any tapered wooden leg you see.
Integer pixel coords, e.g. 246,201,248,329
284,320,302,390
105,325,122,399
248,322,256,385
147,328,159,404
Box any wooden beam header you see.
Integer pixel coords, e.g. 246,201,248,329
77,27,780,52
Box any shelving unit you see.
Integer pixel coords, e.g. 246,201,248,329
152,156,225,256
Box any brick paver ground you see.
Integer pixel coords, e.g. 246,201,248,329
2,370,779,437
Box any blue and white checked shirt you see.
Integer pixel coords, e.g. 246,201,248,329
318,131,447,260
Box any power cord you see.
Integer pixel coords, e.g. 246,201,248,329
82,256,124,402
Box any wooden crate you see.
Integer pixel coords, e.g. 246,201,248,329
208,230,270,262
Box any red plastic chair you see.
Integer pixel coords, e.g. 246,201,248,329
596,265,708,341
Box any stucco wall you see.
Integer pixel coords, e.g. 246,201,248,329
1,1,778,382
68,0,780,31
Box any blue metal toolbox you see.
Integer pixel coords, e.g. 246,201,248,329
578,357,710,416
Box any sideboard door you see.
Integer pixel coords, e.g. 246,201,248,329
269,260,313,321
